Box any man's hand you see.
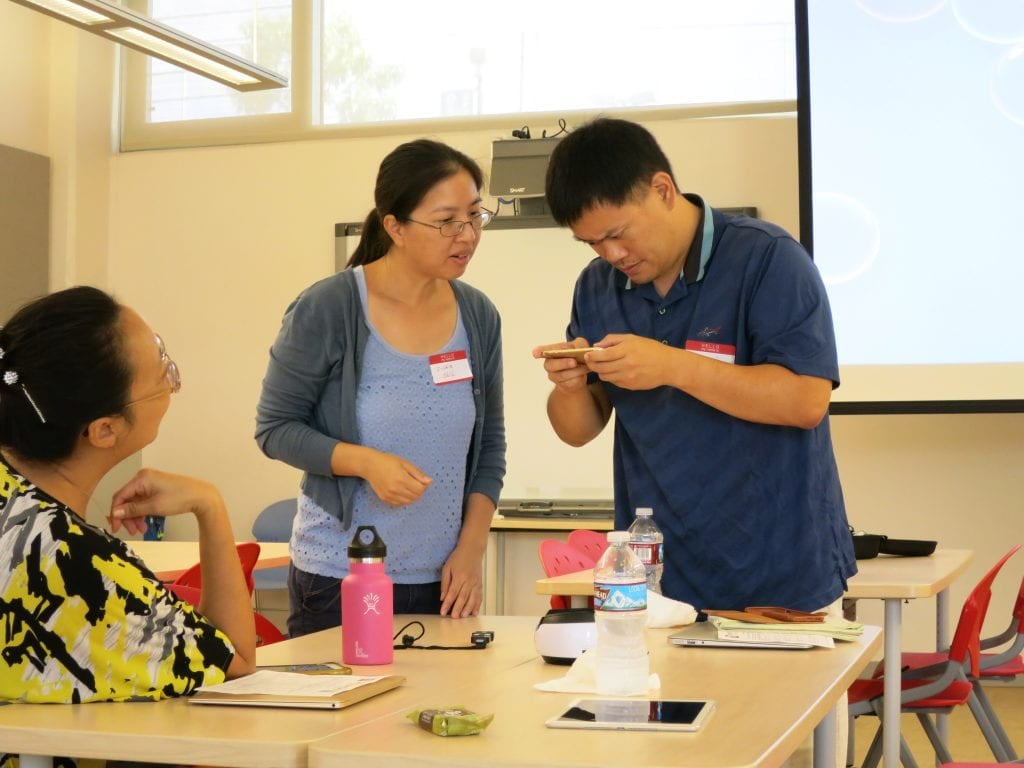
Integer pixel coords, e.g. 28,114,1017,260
586,333,676,390
532,338,596,393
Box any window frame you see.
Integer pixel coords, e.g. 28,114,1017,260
118,2,796,152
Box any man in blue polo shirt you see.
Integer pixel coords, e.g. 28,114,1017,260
534,117,856,615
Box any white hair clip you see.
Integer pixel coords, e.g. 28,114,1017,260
0,368,46,423
22,385,47,424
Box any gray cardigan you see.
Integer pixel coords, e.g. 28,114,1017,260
255,268,506,529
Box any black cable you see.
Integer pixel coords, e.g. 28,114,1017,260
393,619,425,648
494,198,517,217
391,621,494,651
548,118,568,138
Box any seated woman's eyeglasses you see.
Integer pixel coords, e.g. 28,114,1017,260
126,334,181,407
407,209,494,237
156,334,182,394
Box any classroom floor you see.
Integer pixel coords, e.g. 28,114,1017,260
850,682,1024,766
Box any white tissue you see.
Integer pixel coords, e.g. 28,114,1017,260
534,648,661,694
646,591,698,628
532,593,691,694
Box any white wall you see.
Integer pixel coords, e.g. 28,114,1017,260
2,8,1022,651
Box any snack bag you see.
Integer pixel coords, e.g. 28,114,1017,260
407,706,494,736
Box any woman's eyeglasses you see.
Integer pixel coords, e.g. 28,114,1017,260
125,334,181,407
406,209,494,238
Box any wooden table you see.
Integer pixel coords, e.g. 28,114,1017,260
5,615,535,768
4,615,880,768
307,620,882,768
128,539,291,581
534,549,975,768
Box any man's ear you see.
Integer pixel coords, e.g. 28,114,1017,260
650,172,677,207
84,416,121,449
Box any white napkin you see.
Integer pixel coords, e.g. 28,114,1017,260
534,648,661,694
646,591,698,628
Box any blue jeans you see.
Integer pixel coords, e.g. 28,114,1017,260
287,564,442,638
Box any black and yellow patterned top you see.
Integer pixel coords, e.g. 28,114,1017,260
0,456,234,704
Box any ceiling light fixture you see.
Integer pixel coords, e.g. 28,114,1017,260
8,0,288,91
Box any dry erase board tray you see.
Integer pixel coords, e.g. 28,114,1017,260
498,499,614,520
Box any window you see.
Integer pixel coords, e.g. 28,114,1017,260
120,0,795,150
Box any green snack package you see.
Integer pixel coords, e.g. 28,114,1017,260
407,706,494,736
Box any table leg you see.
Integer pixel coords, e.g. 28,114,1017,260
495,531,506,615
935,587,950,751
813,704,837,768
883,598,902,768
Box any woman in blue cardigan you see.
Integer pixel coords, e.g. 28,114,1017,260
256,140,506,637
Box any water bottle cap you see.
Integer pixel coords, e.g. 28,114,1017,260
636,507,653,517
348,525,387,558
607,531,629,544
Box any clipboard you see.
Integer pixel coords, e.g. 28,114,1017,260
188,672,405,710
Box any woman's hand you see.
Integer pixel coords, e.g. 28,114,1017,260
363,451,432,506
108,468,222,535
440,543,484,618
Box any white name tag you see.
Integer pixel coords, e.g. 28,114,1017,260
429,350,473,385
685,340,736,364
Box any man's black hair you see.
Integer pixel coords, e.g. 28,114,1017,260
545,118,678,226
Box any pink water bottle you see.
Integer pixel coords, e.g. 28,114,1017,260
341,525,394,665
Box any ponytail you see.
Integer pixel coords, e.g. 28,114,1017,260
347,209,392,267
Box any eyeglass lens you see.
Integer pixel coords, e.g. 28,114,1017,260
439,211,492,237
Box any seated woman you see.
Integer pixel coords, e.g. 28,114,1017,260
0,286,256,704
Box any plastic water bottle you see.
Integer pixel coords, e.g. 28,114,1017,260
592,530,649,695
341,525,394,665
627,507,664,594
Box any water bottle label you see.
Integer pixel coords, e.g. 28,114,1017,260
594,581,647,611
629,542,663,566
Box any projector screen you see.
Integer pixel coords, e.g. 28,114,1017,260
796,0,1024,412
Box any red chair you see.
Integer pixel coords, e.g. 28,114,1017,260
172,541,261,596
848,545,1022,768
168,582,284,647
253,611,286,646
538,539,596,610
567,529,610,563
879,565,1024,761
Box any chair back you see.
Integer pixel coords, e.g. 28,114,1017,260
539,539,597,578
1011,571,1024,631
253,611,286,646
947,544,1022,676
567,529,610,562
167,582,202,606
252,498,298,542
168,582,284,646
538,539,596,610
172,542,261,596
